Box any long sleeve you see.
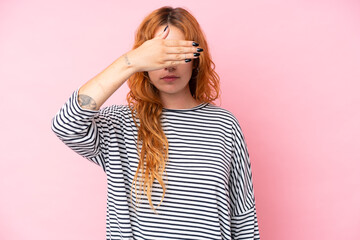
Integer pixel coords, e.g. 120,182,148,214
51,87,119,172
228,118,260,239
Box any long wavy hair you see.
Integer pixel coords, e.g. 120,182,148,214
126,6,221,213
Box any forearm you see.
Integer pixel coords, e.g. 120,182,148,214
78,53,137,110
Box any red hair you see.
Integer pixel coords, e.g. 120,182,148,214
126,6,221,213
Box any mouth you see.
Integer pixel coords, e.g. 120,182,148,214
161,76,179,82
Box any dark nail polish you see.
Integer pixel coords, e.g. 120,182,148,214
194,53,200,57
185,59,192,62
192,42,199,46
197,48,203,52
163,25,168,32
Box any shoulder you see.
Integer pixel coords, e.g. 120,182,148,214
99,104,131,114
206,103,247,143
97,104,134,121
205,103,241,127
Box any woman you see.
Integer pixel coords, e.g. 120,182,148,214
52,6,260,240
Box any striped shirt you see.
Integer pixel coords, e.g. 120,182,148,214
51,87,260,240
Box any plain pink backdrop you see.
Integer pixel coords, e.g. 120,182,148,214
1,0,359,239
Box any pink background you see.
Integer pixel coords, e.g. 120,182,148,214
1,0,359,239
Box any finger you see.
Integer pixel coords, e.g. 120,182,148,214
154,25,170,39
164,39,199,47
163,52,200,61
163,60,192,67
165,46,201,54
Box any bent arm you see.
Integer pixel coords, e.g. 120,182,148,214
78,53,137,111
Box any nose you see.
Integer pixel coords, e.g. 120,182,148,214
165,66,176,72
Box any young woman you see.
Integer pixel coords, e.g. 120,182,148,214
52,6,260,240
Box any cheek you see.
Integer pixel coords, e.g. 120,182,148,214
179,63,194,77
147,70,161,82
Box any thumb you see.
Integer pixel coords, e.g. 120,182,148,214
154,25,169,39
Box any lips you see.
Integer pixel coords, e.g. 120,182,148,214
161,75,179,82
161,75,179,79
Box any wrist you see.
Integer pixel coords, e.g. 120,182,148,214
121,50,141,74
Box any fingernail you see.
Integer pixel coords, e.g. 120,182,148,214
194,53,200,57
163,25,168,32
192,42,199,46
185,59,192,62
197,48,203,52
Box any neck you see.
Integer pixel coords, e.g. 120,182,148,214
160,88,201,110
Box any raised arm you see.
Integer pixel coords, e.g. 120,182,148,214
77,25,200,111
77,53,135,111
51,25,201,167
